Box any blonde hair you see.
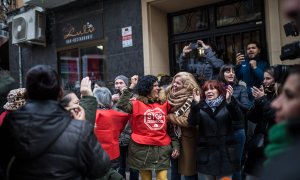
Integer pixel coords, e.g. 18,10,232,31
167,72,200,93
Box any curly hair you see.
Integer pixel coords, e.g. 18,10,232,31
136,75,158,97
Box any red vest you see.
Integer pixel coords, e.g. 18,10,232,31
94,109,130,160
131,100,171,146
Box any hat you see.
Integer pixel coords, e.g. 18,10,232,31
114,75,128,86
3,88,26,111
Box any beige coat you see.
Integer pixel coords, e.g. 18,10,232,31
168,109,197,176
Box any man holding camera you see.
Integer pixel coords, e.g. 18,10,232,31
235,41,269,102
178,40,224,85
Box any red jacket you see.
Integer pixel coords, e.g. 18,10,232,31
131,100,171,146
94,109,130,160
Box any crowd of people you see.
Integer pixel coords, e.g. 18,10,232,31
0,37,299,180
1,2,300,177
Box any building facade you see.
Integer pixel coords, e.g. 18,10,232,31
4,0,300,89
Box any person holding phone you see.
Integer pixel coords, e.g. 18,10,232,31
178,40,224,86
235,41,269,102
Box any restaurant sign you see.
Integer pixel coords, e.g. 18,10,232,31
56,12,103,47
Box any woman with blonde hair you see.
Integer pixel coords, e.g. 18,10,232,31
167,72,200,180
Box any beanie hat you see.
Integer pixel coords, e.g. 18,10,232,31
3,88,26,111
114,75,128,86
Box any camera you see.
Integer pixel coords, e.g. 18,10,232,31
272,64,300,83
280,41,300,61
280,21,300,61
190,42,200,50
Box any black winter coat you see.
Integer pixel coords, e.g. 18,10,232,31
0,100,110,180
244,92,276,175
188,98,242,176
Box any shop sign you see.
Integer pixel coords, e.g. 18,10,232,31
56,12,103,47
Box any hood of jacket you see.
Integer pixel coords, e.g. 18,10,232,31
7,100,72,159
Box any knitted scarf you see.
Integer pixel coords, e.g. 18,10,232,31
167,88,193,115
167,88,193,138
205,95,224,112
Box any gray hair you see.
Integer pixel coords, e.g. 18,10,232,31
93,87,112,108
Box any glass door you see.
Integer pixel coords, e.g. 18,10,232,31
58,43,106,90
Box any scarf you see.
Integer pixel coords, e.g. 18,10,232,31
264,121,292,165
205,95,224,112
167,87,193,138
167,88,193,115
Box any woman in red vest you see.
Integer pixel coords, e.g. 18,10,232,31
93,87,129,170
117,75,180,180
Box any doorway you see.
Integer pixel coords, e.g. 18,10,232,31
168,0,266,75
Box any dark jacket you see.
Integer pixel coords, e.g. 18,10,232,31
235,57,269,102
188,98,242,176
244,92,276,175
0,100,110,180
232,84,252,130
178,48,224,81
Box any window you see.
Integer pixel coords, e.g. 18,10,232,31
168,0,265,75
216,0,262,27
58,44,105,90
171,9,209,34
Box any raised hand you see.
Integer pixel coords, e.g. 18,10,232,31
193,88,201,103
80,77,92,96
226,85,233,103
236,53,245,66
197,40,209,49
129,75,139,90
182,43,193,56
251,85,265,100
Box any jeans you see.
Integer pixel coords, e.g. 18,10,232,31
232,128,246,180
119,145,139,180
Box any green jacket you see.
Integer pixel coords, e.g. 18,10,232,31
80,95,97,125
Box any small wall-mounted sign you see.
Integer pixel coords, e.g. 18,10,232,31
122,26,133,48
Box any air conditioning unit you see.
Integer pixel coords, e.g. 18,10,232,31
12,10,46,46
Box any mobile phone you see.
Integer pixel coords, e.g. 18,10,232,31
237,49,245,62
238,49,244,56
190,43,199,50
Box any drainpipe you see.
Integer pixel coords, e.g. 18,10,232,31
18,46,22,87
